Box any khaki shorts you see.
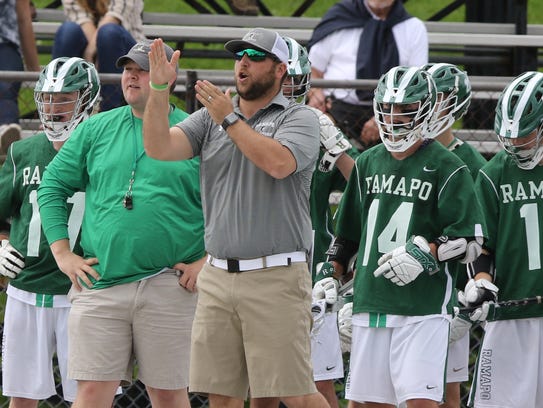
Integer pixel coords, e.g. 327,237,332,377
67,270,197,389
189,262,317,399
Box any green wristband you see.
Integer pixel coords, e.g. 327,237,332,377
149,81,169,91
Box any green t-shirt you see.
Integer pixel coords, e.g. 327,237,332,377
38,105,205,289
335,141,485,318
0,133,80,295
476,150,543,320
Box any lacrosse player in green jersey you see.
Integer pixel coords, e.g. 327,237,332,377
282,36,357,408
329,66,485,408
0,57,100,406
422,62,488,408
467,71,543,408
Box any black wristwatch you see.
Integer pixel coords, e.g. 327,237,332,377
221,112,240,131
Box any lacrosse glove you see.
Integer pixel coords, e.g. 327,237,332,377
449,292,472,343
318,114,352,172
373,236,439,286
337,291,353,354
311,299,326,338
312,262,339,305
0,240,25,279
459,278,498,322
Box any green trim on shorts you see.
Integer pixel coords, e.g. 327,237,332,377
369,312,387,327
35,294,54,308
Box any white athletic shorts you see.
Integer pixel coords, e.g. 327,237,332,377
311,312,344,381
447,330,469,383
345,316,448,405
2,292,76,402
469,318,543,408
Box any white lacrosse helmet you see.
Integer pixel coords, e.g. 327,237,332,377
373,66,437,152
282,36,311,104
422,63,472,139
34,57,100,142
495,71,543,170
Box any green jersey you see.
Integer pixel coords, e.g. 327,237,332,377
476,150,543,320
449,140,487,290
0,134,81,295
310,148,358,279
38,105,205,289
335,141,485,318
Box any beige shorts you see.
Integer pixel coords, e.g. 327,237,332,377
189,262,317,399
67,270,197,389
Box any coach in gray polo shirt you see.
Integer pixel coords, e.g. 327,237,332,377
142,29,329,408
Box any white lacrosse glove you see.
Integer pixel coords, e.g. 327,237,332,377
338,300,352,354
0,239,25,279
318,114,352,172
311,299,326,337
373,236,439,286
450,306,472,343
459,278,498,322
312,262,339,305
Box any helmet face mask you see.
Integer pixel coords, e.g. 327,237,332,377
374,66,436,152
498,123,543,170
422,63,471,139
282,36,311,104
34,57,100,142
495,71,543,170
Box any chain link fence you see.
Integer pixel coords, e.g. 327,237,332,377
1,72,496,407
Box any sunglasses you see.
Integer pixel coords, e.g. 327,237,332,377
234,48,271,62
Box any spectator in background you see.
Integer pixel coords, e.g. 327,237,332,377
37,40,205,408
307,0,427,151
0,0,40,156
52,0,146,112
1,56,100,408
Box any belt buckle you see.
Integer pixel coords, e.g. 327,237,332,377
227,259,240,273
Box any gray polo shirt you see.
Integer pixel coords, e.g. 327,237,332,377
176,93,320,259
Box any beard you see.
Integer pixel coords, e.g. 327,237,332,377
236,66,277,101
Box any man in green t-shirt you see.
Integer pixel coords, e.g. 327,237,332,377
37,40,206,408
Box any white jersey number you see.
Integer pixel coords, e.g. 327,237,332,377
362,199,413,266
520,203,541,270
27,190,85,256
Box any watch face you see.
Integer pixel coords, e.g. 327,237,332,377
226,113,238,125
223,113,239,130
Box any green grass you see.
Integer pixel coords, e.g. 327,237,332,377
29,0,543,22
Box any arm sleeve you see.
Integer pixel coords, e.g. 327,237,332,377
334,160,363,244
37,127,90,245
